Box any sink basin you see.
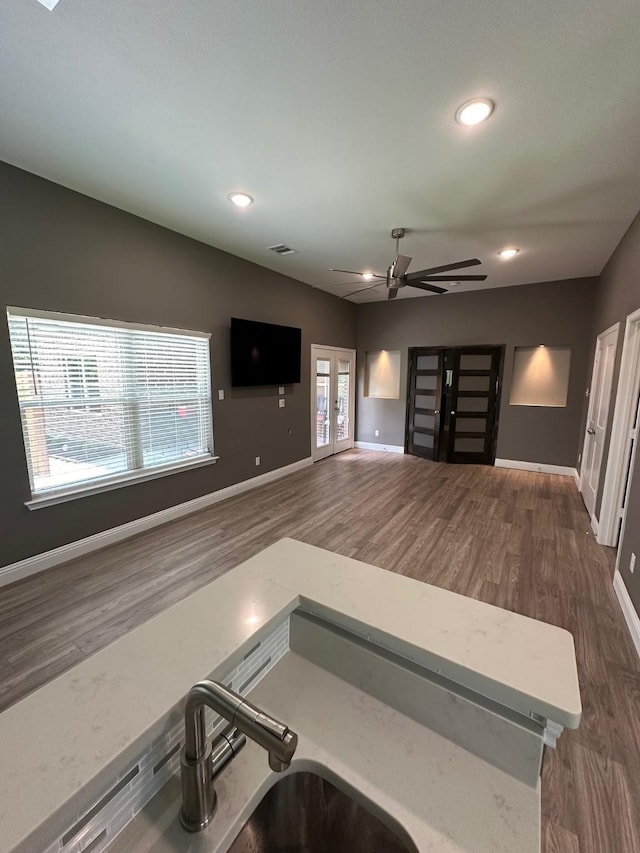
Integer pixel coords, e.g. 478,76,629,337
227,771,416,853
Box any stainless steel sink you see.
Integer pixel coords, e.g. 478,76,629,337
227,771,417,852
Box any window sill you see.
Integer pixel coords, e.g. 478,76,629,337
25,456,220,511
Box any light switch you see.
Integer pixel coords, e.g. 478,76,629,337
218,389,225,401
279,386,285,395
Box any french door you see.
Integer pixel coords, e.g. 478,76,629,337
446,346,503,464
406,345,503,465
311,346,356,461
405,348,444,460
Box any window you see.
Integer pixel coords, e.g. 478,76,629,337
65,356,100,410
7,307,214,503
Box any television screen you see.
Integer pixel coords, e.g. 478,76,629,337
230,317,302,387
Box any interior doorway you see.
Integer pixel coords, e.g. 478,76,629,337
311,345,356,461
580,323,619,522
597,308,640,545
406,345,504,465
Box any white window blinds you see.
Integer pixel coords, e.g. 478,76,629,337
7,308,213,499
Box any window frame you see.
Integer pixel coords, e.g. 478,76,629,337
7,307,218,510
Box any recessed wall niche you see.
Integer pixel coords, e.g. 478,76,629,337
365,350,401,399
509,346,571,407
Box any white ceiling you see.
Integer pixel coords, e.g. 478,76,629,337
2,1,640,302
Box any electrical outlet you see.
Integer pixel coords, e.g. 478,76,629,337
218,389,225,401
278,386,285,395
279,399,285,408
631,553,636,574
255,456,261,466
374,429,379,437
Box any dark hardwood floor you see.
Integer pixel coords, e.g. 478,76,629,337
1,450,639,852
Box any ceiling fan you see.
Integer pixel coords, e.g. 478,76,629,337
330,228,487,300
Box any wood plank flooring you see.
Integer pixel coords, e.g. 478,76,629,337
1,450,639,852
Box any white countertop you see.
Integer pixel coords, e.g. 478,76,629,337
106,651,541,853
0,538,581,853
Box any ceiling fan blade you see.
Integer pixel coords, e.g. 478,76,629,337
406,258,482,279
388,287,398,300
408,282,448,295
417,274,488,282
343,282,385,298
391,254,412,279
330,268,386,279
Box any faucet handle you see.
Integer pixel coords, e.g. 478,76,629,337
268,729,298,772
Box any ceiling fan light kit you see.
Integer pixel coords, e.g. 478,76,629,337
331,228,488,301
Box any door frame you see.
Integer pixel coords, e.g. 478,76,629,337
310,344,356,461
597,310,640,545
579,322,619,526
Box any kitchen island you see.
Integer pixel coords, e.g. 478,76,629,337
0,538,581,853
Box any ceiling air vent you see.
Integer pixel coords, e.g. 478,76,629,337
268,244,297,256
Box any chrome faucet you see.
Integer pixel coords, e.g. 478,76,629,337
180,680,298,832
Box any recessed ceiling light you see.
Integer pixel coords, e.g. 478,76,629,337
362,273,375,281
228,192,253,208
36,0,61,8
455,98,495,126
448,282,460,287
499,248,519,259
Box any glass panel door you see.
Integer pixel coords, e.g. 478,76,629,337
311,347,355,461
447,346,503,465
406,346,504,465
336,359,351,443
315,358,331,453
406,348,444,461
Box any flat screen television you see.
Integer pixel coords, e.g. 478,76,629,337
230,317,302,387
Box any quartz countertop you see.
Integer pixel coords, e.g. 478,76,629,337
0,538,581,853
106,651,541,853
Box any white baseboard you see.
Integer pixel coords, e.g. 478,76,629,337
495,459,579,478
355,441,405,454
0,457,313,589
613,570,640,659
591,514,600,536
574,469,581,489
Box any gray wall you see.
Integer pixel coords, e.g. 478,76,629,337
356,277,598,467
592,211,640,615
0,163,356,567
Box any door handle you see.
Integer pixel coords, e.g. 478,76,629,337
434,409,440,414
587,427,596,435
451,410,456,416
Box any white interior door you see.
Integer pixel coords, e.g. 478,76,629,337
311,346,355,461
581,325,619,517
